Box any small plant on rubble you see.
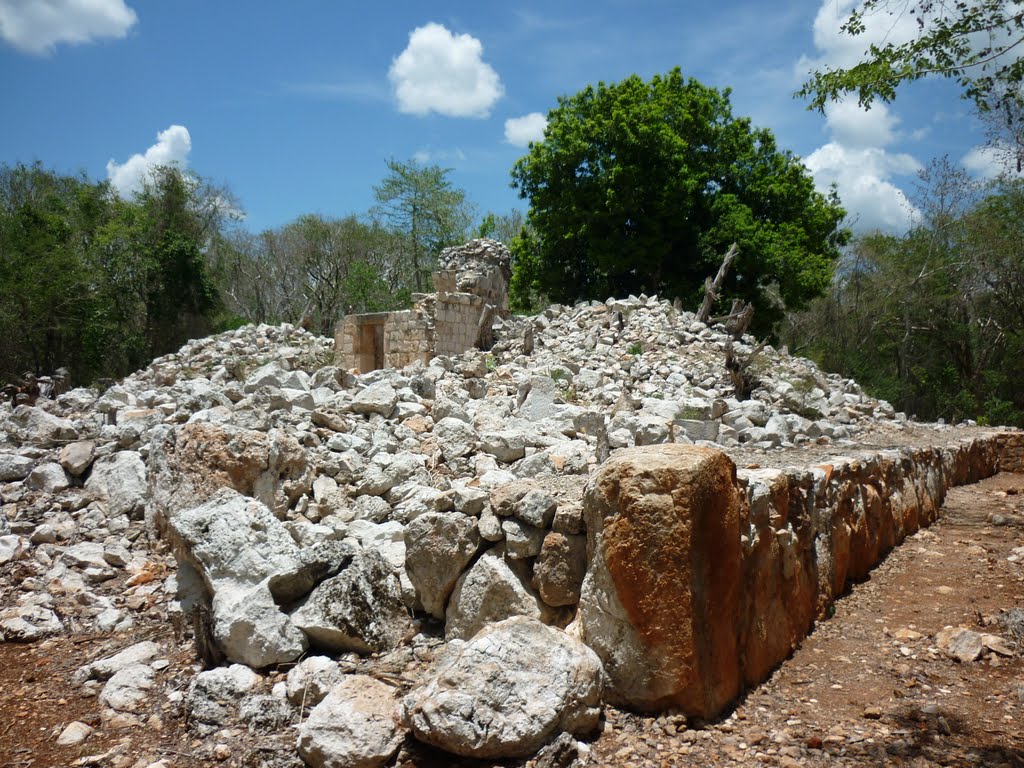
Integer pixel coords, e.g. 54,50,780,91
627,342,644,356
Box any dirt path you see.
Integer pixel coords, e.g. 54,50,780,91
2,474,1022,768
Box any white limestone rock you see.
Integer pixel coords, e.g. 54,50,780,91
445,548,544,640
286,656,345,707
85,451,148,518
186,664,261,729
26,462,69,493
350,381,398,417
290,550,410,654
74,640,161,684
59,440,96,476
215,584,307,667
0,453,33,482
99,663,155,713
6,405,78,446
403,616,603,758
404,512,481,619
297,674,405,768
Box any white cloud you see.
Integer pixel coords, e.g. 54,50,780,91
388,22,504,118
0,0,136,55
106,125,191,198
504,112,547,146
411,148,466,165
797,0,922,75
805,142,922,232
824,99,900,148
961,143,1017,180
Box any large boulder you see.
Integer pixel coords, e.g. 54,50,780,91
6,405,77,446
0,453,34,482
165,489,353,666
290,550,411,654
213,583,309,668
445,548,545,641
297,675,405,768
403,512,480,619
85,451,148,517
577,444,742,718
148,422,310,534
403,616,602,758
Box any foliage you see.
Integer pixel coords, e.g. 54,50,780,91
372,158,473,292
0,162,224,385
211,214,412,336
510,68,849,333
476,208,525,245
784,161,1024,426
798,0,1024,113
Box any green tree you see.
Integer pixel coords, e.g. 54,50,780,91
211,215,411,334
798,0,1024,113
510,68,848,330
0,162,117,383
372,159,473,292
476,208,525,245
784,162,1024,426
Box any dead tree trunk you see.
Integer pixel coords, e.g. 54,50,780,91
696,243,739,324
724,336,766,400
724,299,755,339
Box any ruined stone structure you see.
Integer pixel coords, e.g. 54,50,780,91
334,238,511,371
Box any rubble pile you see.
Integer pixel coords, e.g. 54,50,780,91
0,292,1016,767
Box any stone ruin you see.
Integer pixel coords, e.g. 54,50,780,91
334,238,512,372
2,242,1023,766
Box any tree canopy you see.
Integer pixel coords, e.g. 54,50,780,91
0,162,225,385
785,162,1024,426
510,68,849,329
798,0,1024,113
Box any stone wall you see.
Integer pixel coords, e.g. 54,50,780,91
334,310,433,372
575,431,1024,719
433,292,487,358
382,310,432,370
333,238,511,371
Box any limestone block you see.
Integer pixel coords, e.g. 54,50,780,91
578,444,741,718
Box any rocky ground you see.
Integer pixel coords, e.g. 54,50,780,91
0,293,1020,767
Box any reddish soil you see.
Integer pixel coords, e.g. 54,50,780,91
2,472,1022,768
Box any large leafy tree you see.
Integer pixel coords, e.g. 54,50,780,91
798,0,1024,113
510,68,848,329
0,163,113,381
372,159,473,292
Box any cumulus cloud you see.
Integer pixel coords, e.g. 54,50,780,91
798,0,922,74
504,112,547,146
106,125,191,198
0,0,136,55
805,142,921,232
824,99,900,148
388,22,504,118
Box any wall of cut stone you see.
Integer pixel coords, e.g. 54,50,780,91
334,310,432,371
575,431,1024,718
433,293,486,358
382,310,432,369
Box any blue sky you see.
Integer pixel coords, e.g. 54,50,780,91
0,0,1006,235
